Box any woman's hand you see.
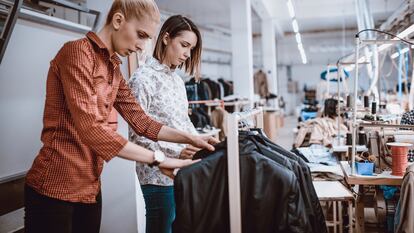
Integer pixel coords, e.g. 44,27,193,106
180,145,201,159
189,135,219,151
157,126,220,151
159,157,201,179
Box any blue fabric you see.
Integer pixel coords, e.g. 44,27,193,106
379,185,398,200
141,185,175,233
394,200,401,233
297,145,337,166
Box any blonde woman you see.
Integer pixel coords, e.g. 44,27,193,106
24,2,216,232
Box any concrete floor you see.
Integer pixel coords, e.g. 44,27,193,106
274,115,297,150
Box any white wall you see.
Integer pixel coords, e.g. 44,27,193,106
0,4,142,233
277,64,324,115
200,31,232,81
0,19,83,179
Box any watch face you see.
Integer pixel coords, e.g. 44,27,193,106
155,151,165,162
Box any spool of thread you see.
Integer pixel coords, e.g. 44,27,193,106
346,95,351,108
371,101,377,115
387,142,413,176
358,132,367,145
364,96,369,108
346,133,353,145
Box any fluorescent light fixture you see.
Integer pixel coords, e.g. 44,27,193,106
390,47,410,59
295,33,302,44
292,19,299,33
300,52,307,64
397,24,414,38
286,0,295,18
287,0,307,64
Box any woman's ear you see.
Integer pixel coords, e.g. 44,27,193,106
162,32,170,45
112,12,125,31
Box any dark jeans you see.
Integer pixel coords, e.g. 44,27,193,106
24,185,102,233
141,185,175,233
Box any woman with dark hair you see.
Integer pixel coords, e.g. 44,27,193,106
128,15,203,233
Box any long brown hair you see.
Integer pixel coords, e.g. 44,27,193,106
153,15,202,78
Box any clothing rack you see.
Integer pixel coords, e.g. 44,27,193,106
226,107,263,233
188,100,225,116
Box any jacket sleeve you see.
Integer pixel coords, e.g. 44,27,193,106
284,176,312,233
172,171,193,233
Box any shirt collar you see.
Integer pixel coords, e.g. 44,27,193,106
86,31,122,66
146,56,175,73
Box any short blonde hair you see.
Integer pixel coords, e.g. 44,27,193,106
105,0,160,25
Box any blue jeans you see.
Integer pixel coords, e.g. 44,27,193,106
141,185,175,233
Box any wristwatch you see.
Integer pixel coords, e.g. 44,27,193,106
149,150,165,167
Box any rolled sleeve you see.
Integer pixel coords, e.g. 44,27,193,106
114,77,163,141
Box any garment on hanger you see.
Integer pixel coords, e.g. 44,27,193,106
254,70,269,98
395,164,414,233
186,78,211,101
246,130,327,233
173,135,316,233
189,108,211,129
203,78,221,100
210,107,228,140
218,80,225,99
218,78,232,97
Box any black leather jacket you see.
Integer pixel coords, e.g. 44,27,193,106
245,132,327,233
173,137,310,233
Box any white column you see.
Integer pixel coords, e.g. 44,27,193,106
230,0,254,102
261,18,278,95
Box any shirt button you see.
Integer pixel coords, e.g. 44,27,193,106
105,104,109,108
108,80,112,85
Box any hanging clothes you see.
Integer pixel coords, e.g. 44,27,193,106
210,107,228,140
246,131,327,233
186,78,211,101
189,108,211,129
218,78,231,97
204,78,222,100
254,70,269,98
395,164,414,233
173,134,321,233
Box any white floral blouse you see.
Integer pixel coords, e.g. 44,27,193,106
128,56,197,186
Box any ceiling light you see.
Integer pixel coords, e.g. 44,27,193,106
292,19,299,33
295,33,302,44
286,0,295,18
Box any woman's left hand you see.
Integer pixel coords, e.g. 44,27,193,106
190,135,219,151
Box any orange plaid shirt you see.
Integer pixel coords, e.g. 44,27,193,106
26,32,163,203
